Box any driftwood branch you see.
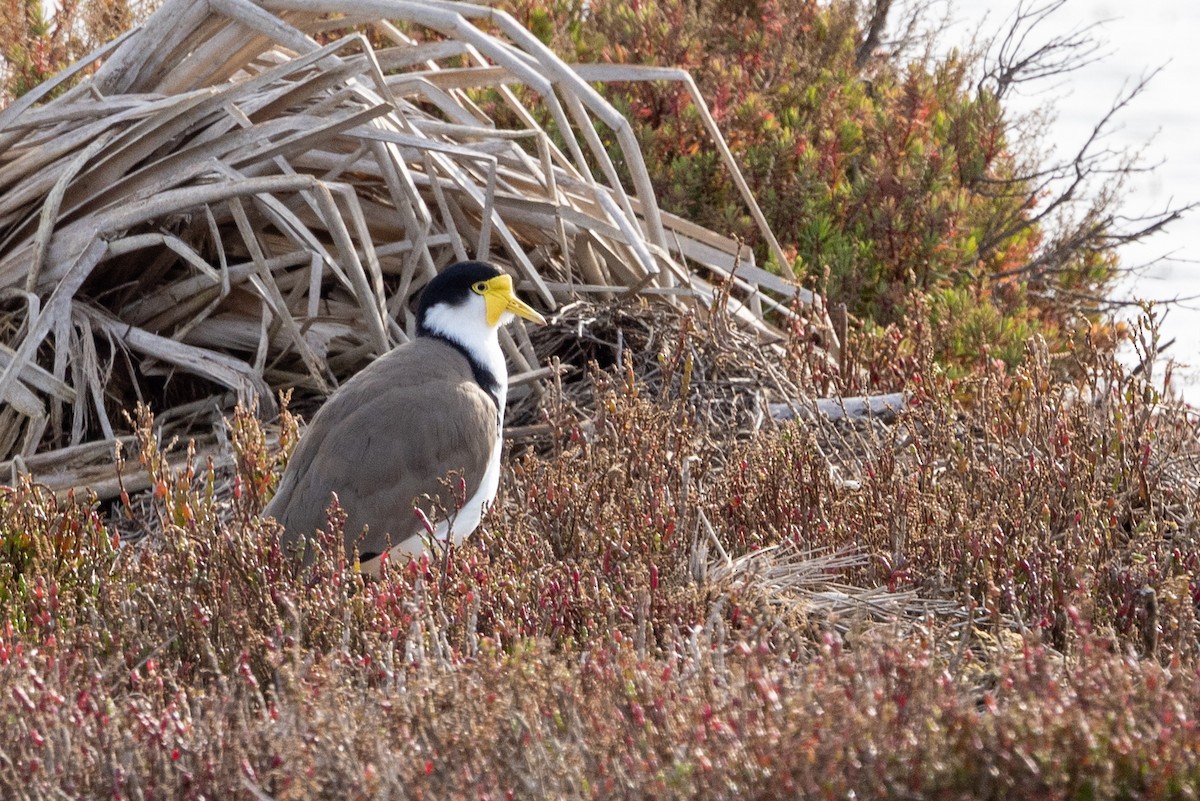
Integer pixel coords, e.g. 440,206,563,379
770,393,908,424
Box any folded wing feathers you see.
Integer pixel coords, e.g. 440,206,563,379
266,338,497,559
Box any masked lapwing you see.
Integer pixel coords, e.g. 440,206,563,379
264,261,546,575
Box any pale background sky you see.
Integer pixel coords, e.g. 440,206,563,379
940,0,1200,398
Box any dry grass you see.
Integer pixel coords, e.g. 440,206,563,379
3,2,1200,797
0,0,834,483
2,307,1200,797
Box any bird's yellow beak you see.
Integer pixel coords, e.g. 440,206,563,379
481,274,547,327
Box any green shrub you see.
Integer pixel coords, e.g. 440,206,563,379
0,0,140,102
500,0,1120,368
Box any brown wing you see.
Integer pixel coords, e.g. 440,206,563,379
265,338,497,561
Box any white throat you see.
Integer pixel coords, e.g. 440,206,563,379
421,300,511,412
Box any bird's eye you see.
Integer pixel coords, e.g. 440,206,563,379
472,281,488,294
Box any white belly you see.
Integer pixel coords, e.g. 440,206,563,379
441,429,503,545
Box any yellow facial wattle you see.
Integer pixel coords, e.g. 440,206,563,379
480,273,546,326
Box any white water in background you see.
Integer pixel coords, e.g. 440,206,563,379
940,0,1200,400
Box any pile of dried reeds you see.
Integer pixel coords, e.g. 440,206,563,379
0,0,834,495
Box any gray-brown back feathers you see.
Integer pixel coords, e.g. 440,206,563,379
264,337,497,561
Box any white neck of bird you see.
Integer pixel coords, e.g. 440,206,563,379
420,302,510,412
